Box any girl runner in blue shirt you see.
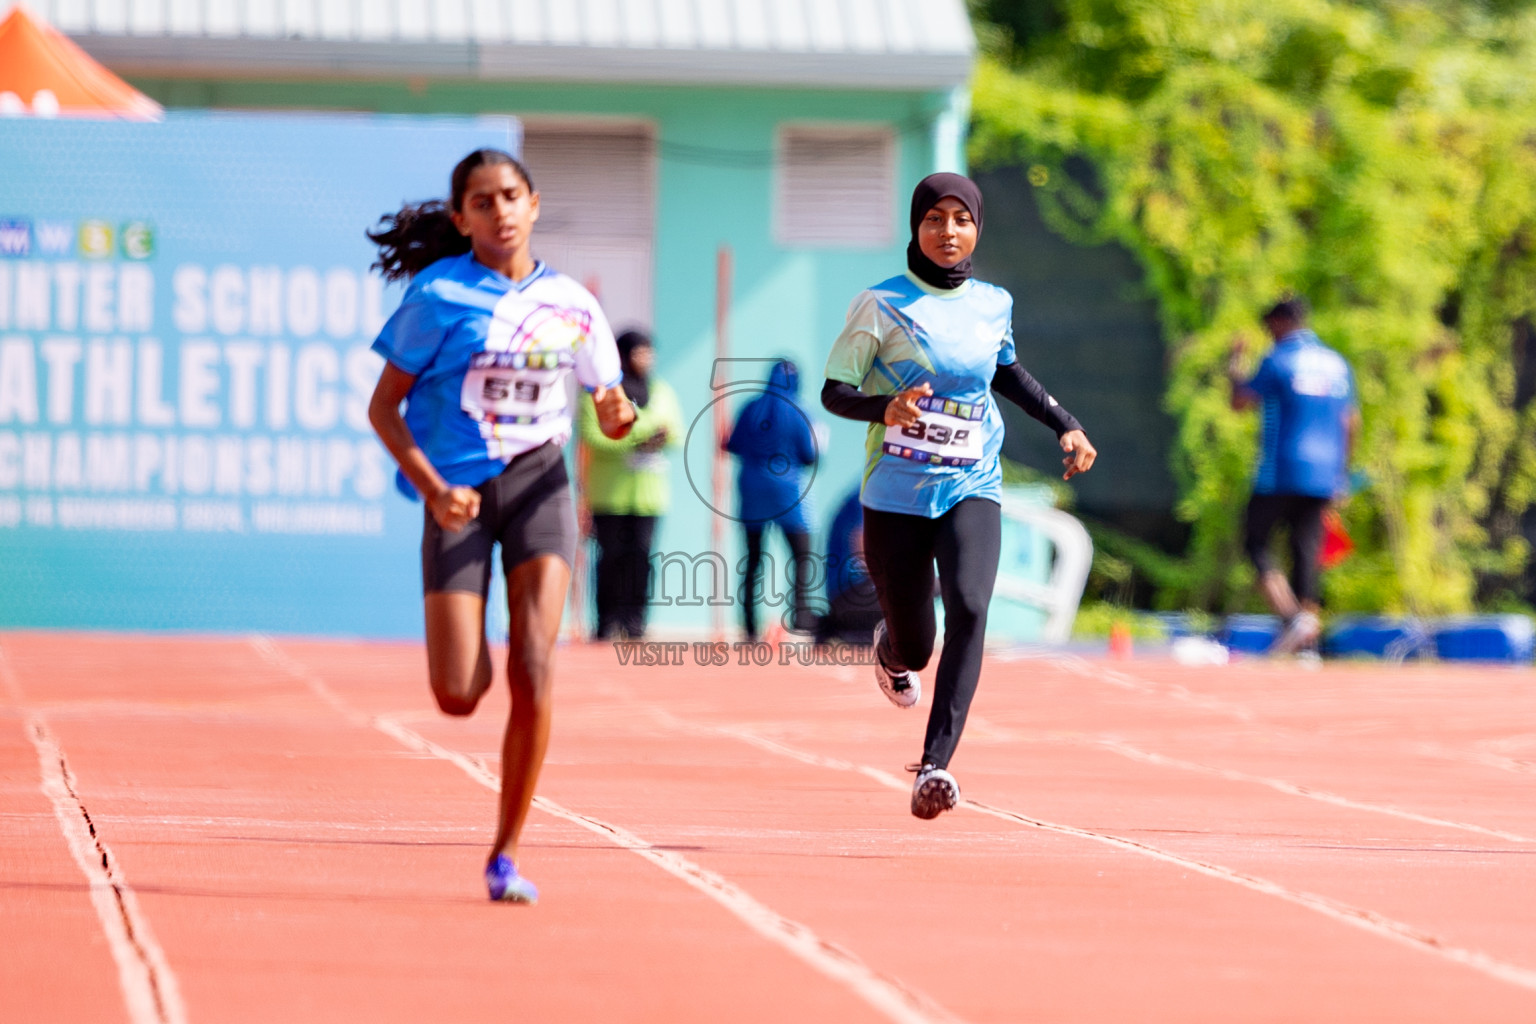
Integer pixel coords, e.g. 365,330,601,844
822,172,1097,819
367,149,635,902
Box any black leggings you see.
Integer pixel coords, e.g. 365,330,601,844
741,527,814,639
861,498,1001,771
591,514,657,639
1243,494,1328,604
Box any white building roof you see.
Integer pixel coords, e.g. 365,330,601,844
10,0,974,90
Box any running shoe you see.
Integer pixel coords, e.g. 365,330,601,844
907,763,960,820
872,621,920,709
1272,610,1321,657
486,854,539,904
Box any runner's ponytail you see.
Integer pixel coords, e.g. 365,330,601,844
367,200,467,282
367,148,534,282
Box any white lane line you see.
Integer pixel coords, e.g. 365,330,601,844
956,717,1536,846
1086,735,1536,845
250,637,966,1024
646,709,1536,995
699,659,1534,845
1414,742,1536,777
0,647,188,1024
1045,655,1536,780
1047,655,1257,722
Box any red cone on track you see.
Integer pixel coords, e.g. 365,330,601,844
0,5,161,120
1108,622,1133,659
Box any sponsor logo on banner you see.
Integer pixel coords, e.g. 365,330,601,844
78,220,115,259
121,221,155,260
0,220,30,256
36,221,73,256
0,219,156,259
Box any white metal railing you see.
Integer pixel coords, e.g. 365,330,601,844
992,495,1093,644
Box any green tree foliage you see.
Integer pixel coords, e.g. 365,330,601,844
969,0,1536,612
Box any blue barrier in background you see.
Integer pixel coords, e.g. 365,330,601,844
1219,614,1281,655
1207,614,1534,662
1432,616,1535,663
1322,617,1431,660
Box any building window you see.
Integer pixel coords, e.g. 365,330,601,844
774,126,895,248
519,122,657,330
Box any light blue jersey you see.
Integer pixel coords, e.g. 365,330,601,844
825,272,1016,519
372,253,622,498
1247,329,1356,498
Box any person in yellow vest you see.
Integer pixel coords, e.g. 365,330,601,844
578,329,684,640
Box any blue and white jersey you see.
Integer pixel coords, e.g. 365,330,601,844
825,272,1017,518
373,253,622,498
1247,329,1356,498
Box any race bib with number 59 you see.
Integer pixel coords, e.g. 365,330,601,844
460,350,573,432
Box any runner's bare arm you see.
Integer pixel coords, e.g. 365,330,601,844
368,362,481,531
1229,336,1258,410
591,384,637,440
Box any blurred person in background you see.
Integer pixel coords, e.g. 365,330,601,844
367,148,634,905
815,485,884,645
579,329,682,640
726,358,819,639
1229,296,1360,657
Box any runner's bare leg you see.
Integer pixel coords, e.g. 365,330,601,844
490,554,570,863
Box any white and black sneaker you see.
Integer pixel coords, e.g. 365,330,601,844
872,621,920,708
908,763,960,819
1272,610,1321,657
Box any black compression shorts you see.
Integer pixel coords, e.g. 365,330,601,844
420,441,577,596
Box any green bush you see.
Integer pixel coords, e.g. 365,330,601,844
1071,601,1166,641
971,0,1536,613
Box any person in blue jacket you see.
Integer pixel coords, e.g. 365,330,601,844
726,359,819,638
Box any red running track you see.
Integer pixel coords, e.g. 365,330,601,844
3,631,1536,1023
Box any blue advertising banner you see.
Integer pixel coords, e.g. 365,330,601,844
0,111,519,636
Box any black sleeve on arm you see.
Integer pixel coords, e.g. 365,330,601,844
992,362,1082,437
821,379,892,424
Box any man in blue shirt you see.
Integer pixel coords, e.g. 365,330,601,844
1230,297,1360,655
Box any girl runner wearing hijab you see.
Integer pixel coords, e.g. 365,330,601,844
367,149,635,902
822,172,1097,818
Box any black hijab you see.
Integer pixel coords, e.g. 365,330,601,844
905,172,984,291
616,329,652,408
